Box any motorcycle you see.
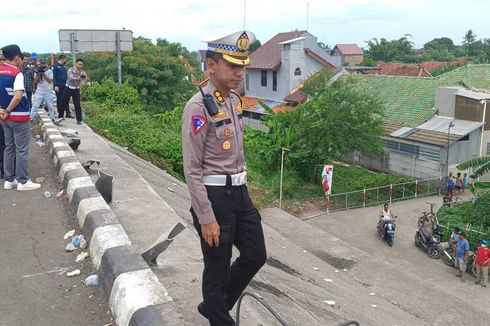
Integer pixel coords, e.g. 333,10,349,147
414,209,443,259
443,244,477,277
377,216,397,247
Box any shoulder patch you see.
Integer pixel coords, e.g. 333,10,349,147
192,115,207,135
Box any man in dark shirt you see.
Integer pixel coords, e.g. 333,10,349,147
52,54,72,118
21,55,34,109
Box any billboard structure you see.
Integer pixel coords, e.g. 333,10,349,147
58,29,133,83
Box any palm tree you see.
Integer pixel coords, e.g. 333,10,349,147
457,156,490,192
463,30,477,56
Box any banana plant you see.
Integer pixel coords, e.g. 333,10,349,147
457,155,490,193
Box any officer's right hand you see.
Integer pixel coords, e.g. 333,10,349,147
202,222,220,247
55,86,59,92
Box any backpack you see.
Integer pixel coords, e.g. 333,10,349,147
447,179,454,189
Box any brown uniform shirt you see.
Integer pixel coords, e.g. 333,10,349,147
182,81,245,225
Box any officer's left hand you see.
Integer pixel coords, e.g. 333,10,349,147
202,222,220,247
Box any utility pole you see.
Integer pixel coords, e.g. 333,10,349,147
306,2,309,31
279,147,290,210
446,121,455,180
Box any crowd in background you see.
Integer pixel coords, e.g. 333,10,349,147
0,44,88,191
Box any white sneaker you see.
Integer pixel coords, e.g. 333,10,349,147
4,180,18,190
17,180,41,191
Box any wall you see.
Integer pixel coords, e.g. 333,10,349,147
343,150,443,179
435,87,459,117
443,129,482,165
343,54,364,66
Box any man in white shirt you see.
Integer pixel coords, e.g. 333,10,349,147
0,44,41,191
29,60,56,122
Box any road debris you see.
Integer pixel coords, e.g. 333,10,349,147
36,141,46,147
56,190,64,198
312,267,320,271
324,300,335,306
35,177,45,183
371,304,378,308
167,187,174,192
369,292,376,296
64,229,76,239
67,270,81,277
324,279,333,283
84,274,101,287
65,235,87,251
75,252,90,262
43,191,52,198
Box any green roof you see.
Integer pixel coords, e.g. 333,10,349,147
352,64,490,127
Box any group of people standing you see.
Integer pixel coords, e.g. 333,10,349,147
22,53,87,125
0,43,87,191
448,228,489,286
446,171,469,197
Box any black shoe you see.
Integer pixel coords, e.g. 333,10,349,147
197,302,209,319
66,114,75,119
76,121,82,125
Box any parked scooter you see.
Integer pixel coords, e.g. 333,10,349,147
443,244,477,277
377,217,397,247
414,205,442,258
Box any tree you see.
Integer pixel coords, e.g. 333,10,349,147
424,37,455,53
79,36,198,113
362,35,416,63
249,40,262,52
463,29,478,56
457,156,490,193
247,73,385,179
317,42,331,50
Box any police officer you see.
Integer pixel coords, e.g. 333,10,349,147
182,31,267,325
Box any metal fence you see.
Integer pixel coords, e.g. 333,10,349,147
328,178,442,212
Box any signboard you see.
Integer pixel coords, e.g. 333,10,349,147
58,29,133,53
321,165,334,195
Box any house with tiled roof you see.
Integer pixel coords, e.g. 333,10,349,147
343,65,490,179
244,31,339,105
330,44,364,66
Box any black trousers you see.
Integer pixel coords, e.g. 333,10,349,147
56,86,67,118
61,87,82,122
0,123,4,178
26,90,32,110
191,184,267,326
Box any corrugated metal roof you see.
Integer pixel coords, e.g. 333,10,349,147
454,89,490,100
417,116,484,136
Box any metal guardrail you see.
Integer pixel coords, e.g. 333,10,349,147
235,291,359,326
328,178,441,212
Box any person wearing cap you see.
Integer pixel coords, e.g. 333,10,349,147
182,31,267,325
0,44,41,191
30,59,56,123
475,240,490,288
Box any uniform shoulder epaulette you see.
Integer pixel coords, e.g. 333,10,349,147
230,89,243,109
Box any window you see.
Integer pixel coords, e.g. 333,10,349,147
245,74,249,91
294,67,302,76
261,71,267,87
284,44,291,50
419,145,440,162
272,71,277,91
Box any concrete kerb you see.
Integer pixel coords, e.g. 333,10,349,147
37,113,173,326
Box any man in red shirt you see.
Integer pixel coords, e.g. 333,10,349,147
475,240,490,288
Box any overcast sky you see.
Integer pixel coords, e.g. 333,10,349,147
1,0,489,54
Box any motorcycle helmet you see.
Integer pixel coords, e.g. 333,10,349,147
482,240,489,246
